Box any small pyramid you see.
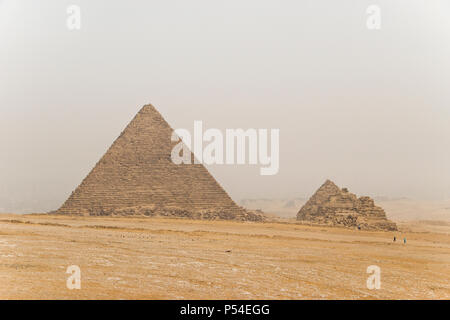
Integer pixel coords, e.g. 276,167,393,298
58,104,262,221
297,180,397,230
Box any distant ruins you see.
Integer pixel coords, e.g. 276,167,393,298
57,104,263,221
297,180,397,230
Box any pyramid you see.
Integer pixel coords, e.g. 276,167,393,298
57,104,262,221
297,180,397,230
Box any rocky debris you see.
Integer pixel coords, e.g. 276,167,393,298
297,180,397,231
57,104,259,221
83,205,266,221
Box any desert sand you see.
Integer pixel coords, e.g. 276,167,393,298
0,214,449,299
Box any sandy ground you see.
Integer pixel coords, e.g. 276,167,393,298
0,214,449,299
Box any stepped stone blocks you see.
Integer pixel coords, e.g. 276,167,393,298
297,180,397,230
57,104,264,221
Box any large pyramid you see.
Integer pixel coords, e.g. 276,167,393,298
297,180,397,230
58,104,262,221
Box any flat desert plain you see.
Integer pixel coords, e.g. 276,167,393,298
0,214,449,299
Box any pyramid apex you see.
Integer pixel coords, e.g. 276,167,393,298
315,179,341,194
322,179,337,187
135,104,162,118
139,103,157,112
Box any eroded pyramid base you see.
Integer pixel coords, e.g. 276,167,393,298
58,205,265,222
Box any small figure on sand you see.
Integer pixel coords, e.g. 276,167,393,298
403,237,406,244
393,236,396,242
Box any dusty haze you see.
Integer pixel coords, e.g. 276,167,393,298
0,0,449,213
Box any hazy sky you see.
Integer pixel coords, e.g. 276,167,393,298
1,0,449,213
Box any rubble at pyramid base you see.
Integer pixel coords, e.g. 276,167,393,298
299,213,397,231
58,205,266,222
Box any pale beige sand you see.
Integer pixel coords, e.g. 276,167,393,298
0,214,449,299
